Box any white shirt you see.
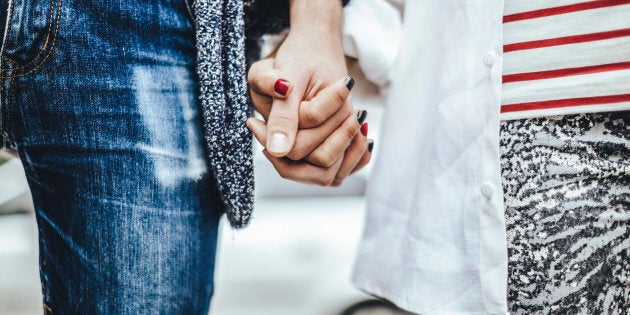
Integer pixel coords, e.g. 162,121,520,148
346,1,508,314
345,0,630,314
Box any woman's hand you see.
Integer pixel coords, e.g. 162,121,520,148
246,0,374,186
261,0,350,157
248,60,358,163
248,117,373,187
246,59,374,186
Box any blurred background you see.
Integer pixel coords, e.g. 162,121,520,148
0,60,411,315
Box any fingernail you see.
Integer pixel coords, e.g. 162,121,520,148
360,123,368,137
345,76,355,91
357,110,368,124
368,141,374,152
274,79,290,96
268,132,290,153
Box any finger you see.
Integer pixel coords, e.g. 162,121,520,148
263,150,342,186
286,107,358,161
256,79,357,125
331,133,368,187
246,117,267,146
304,112,361,168
265,78,308,156
248,59,292,98
250,90,272,119
298,76,356,129
350,140,374,175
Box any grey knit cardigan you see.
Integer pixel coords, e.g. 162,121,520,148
193,0,348,228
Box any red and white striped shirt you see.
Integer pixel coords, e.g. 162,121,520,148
501,0,630,120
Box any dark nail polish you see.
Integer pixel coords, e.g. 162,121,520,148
368,141,374,152
274,79,290,96
357,110,368,124
360,123,368,137
345,76,355,91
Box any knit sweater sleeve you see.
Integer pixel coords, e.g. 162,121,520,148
244,0,351,65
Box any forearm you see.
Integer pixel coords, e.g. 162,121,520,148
289,0,344,39
285,0,346,72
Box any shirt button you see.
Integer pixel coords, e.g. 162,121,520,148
481,182,495,198
483,51,497,67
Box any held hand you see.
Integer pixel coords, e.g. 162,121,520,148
248,117,373,186
246,0,373,186
248,59,355,130
262,17,348,157
248,59,358,164
246,60,374,186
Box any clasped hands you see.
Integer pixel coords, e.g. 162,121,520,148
246,37,373,187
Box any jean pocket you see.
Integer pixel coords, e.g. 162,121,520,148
0,0,63,78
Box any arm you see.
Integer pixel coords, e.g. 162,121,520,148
246,1,373,186
261,0,349,156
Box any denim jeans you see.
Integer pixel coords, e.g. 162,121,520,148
1,1,224,314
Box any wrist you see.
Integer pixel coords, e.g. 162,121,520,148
289,0,344,39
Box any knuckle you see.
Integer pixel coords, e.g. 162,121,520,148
301,105,325,127
332,173,346,186
331,179,343,187
339,104,353,118
287,147,308,160
323,174,337,186
310,151,336,168
277,169,290,180
316,174,335,186
342,125,357,142
333,89,347,107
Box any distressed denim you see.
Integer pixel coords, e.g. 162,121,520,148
0,1,223,314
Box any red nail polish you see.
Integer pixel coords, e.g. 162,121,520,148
360,123,368,137
274,79,290,96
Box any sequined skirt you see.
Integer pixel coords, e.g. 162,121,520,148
500,111,630,314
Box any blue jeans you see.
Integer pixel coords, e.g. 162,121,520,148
1,1,223,314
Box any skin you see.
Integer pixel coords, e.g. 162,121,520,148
247,62,372,187
262,0,348,157
246,1,373,186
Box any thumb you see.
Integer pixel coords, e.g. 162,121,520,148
265,93,301,156
263,60,308,156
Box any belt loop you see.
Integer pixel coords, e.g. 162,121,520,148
0,0,13,59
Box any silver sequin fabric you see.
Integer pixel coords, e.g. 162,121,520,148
500,111,630,314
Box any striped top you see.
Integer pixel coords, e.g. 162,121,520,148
501,0,630,120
